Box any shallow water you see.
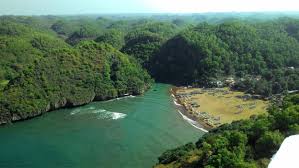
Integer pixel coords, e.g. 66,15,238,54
0,83,204,168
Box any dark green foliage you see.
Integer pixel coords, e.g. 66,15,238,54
0,14,299,168
152,21,299,96
1,40,152,120
152,26,230,85
119,21,179,69
51,20,75,36
95,29,125,49
274,18,299,42
157,94,299,168
122,31,164,68
51,18,107,38
158,143,196,164
0,21,70,82
66,25,100,45
0,20,152,123
107,20,132,31
172,19,189,27
255,131,284,158
0,21,29,36
130,21,179,39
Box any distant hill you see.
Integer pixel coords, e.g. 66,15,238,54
151,19,299,96
0,19,152,124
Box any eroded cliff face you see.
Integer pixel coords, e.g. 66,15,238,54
0,86,148,125
0,41,152,125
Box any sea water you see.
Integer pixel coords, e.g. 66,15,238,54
0,84,204,168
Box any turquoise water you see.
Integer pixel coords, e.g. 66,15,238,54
0,84,204,168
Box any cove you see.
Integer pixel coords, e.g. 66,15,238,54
0,83,204,168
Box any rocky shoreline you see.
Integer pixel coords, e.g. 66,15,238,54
170,87,212,132
0,90,146,126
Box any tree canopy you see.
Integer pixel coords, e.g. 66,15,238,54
0,19,153,123
156,94,299,168
152,21,299,96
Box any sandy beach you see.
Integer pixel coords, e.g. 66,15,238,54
171,87,212,131
171,86,268,130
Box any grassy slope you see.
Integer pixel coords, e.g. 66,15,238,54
177,87,268,126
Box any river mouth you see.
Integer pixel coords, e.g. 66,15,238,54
0,83,204,168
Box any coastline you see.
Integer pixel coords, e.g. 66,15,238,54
170,87,210,132
0,85,150,126
170,86,269,131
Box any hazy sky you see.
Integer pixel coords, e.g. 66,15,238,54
1,0,299,15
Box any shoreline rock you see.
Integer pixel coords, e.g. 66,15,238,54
0,88,148,126
170,86,213,131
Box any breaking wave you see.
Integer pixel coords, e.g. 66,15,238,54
173,100,182,106
70,107,127,120
105,95,136,102
177,110,208,133
70,109,81,115
96,110,127,120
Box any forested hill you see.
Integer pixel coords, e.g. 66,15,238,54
155,94,299,168
151,20,299,96
0,19,152,124
0,15,299,122
0,14,298,168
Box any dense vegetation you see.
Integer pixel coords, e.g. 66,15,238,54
152,20,299,96
0,14,298,168
2,15,298,99
0,17,153,124
156,94,299,168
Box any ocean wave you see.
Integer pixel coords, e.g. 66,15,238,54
70,107,127,120
87,106,96,110
105,95,136,102
111,112,127,120
177,110,208,133
70,106,96,115
70,109,81,115
91,109,106,113
97,111,127,120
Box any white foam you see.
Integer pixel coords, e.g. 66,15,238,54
88,106,96,110
70,109,81,115
173,100,182,106
118,95,136,99
105,95,136,102
70,106,127,120
91,109,106,114
97,111,127,120
177,110,208,133
111,112,127,120
171,94,175,98
70,106,97,115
